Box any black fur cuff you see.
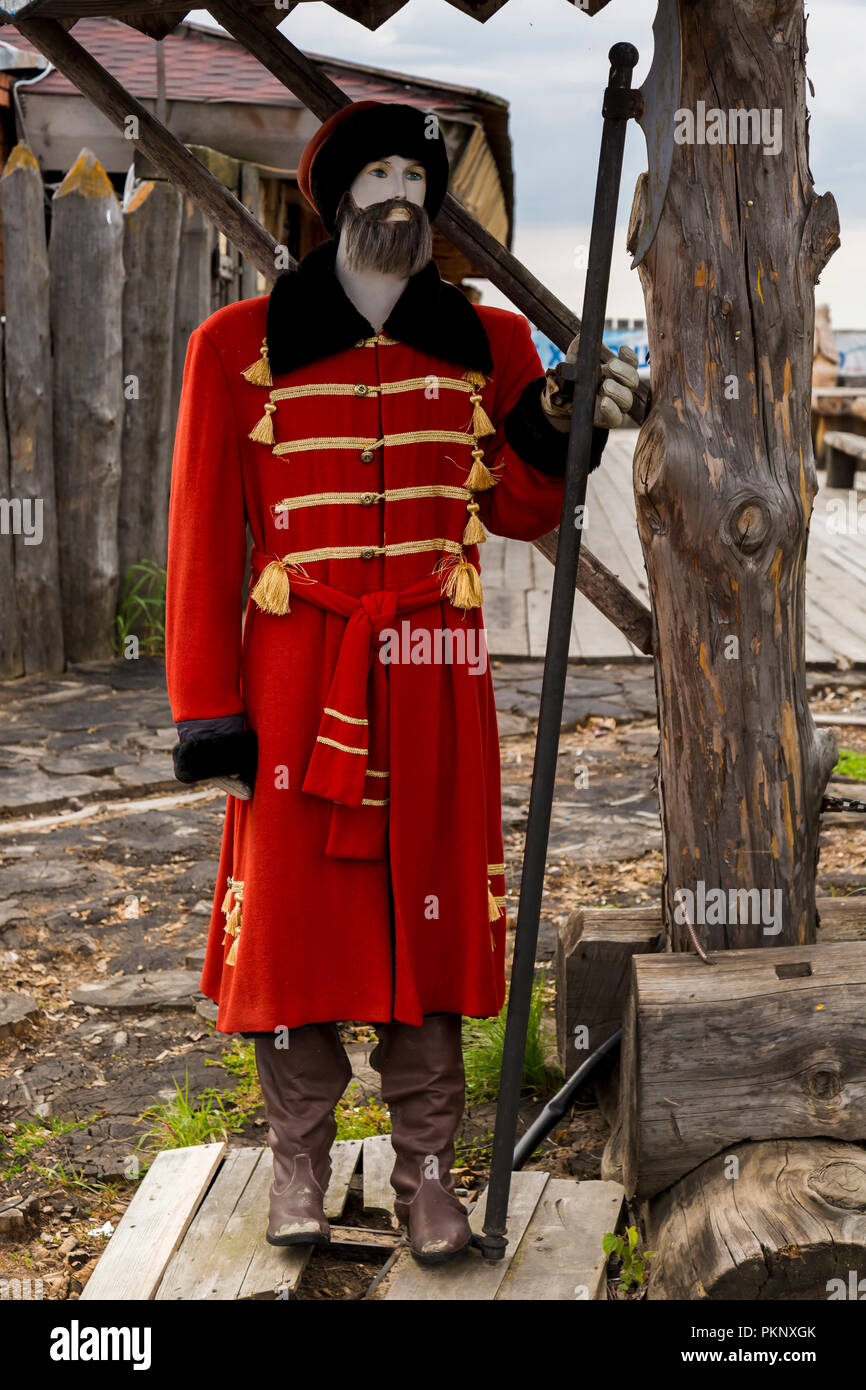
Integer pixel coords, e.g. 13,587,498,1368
504,377,609,477
172,729,258,788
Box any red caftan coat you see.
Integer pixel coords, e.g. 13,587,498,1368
165,260,567,1034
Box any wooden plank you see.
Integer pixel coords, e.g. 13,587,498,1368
362,1134,396,1215
496,1178,625,1300
621,941,866,1200
329,1226,402,1255
81,1142,226,1300
482,578,529,657
155,1146,262,1300
381,1169,549,1300
234,1151,312,1300
323,1139,362,1220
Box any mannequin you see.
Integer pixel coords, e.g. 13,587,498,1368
165,100,638,1264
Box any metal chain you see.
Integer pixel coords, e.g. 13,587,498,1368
822,794,866,814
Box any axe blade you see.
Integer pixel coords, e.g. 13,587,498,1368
631,0,682,268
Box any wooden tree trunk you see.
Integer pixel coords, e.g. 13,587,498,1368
119,177,182,577
50,149,125,663
629,0,841,950
0,143,64,676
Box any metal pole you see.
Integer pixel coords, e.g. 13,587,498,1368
479,42,641,1260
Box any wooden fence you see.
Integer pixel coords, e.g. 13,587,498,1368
0,141,248,678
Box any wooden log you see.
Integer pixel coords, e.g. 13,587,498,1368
120,178,182,577
50,149,125,662
555,904,661,1073
646,1138,866,1300
0,143,63,676
620,942,866,1200
628,1,841,950
558,898,866,1084
0,321,23,680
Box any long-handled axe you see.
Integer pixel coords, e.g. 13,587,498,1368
477,4,682,1261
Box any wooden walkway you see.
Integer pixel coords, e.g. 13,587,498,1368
482,433,866,664
81,1139,624,1301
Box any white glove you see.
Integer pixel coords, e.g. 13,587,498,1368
541,338,640,431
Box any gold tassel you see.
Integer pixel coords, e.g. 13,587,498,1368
464,371,496,438
465,448,497,492
442,557,483,610
242,339,272,388
222,881,243,966
221,878,234,913
251,559,291,615
248,401,276,444
488,885,501,922
463,501,487,545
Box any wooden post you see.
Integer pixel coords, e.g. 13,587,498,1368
239,162,263,301
171,195,216,439
628,0,841,949
0,321,23,679
0,144,64,676
120,177,183,576
50,150,124,662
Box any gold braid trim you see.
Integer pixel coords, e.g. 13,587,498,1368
272,484,470,516
323,707,368,726
273,430,475,457
269,376,476,403
316,735,367,756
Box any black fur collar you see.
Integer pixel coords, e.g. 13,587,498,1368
265,238,493,377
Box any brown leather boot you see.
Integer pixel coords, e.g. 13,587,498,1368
254,1025,352,1247
374,1013,472,1265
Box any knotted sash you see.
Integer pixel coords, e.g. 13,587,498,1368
250,550,451,860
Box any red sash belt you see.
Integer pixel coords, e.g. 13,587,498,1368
250,550,448,860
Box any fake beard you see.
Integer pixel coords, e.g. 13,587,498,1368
336,192,433,277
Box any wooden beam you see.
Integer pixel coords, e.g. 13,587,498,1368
206,0,650,425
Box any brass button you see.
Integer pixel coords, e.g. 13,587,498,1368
353,383,369,397
360,448,375,463
360,547,376,560
360,493,377,506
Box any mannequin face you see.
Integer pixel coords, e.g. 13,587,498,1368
335,151,433,276
349,154,427,215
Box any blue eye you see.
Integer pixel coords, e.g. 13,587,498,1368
406,170,423,181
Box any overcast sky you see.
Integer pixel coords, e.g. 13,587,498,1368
193,0,865,328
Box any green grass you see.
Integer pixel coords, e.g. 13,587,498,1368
136,1066,260,1158
335,1084,391,1139
462,975,561,1105
114,559,167,657
0,1116,95,1181
834,748,866,780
